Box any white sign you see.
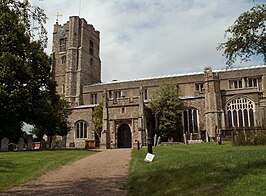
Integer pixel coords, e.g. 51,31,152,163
144,153,155,162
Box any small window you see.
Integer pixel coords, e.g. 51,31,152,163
230,80,242,89
61,55,66,64
90,94,97,104
109,91,113,98
115,91,122,99
89,40,94,55
195,83,204,93
59,38,66,52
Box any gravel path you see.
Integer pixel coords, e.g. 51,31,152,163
2,149,131,196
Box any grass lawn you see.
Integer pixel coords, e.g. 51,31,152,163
0,149,95,191
127,142,266,196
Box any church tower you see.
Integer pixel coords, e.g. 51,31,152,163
52,16,101,105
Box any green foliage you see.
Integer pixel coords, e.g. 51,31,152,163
0,0,71,142
128,142,266,196
218,3,266,66
92,102,103,139
149,85,183,141
0,149,95,191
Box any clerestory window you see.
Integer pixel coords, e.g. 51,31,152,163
90,94,97,105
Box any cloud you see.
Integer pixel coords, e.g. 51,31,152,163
31,0,261,82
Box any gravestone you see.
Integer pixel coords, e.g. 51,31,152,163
57,140,62,149
154,134,157,146
27,135,33,150
1,137,9,151
51,139,56,149
45,141,50,149
40,139,46,150
17,137,24,151
62,135,67,148
183,133,187,145
157,136,161,145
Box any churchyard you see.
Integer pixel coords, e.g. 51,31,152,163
0,149,95,191
127,142,266,196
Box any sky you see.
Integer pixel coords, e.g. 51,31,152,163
29,0,264,82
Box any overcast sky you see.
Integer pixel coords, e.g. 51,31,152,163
30,0,264,82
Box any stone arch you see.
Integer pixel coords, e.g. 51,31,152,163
117,123,132,148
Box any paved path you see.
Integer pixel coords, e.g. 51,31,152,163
2,149,131,196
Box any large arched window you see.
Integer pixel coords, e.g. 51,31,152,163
226,96,255,128
183,108,199,133
75,121,88,139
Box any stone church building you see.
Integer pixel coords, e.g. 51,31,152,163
52,16,266,149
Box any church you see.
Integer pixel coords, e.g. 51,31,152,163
51,16,266,149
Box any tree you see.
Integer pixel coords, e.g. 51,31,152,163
149,85,184,141
0,0,71,143
218,3,266,66
92,102,103,140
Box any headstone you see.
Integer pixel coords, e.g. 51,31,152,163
154,134,157,146
45,141,50,149
51,139,56,149
57,140,62,149
157,136,161,145
1,137,9,152
40,139,46,150
27,135,33,150
17,137,24,151
183,133,187,145
144,153,155,163
62,135,67,148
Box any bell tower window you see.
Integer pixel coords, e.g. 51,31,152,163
59,38,66,52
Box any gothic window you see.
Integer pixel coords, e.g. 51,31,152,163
195,83,204,93
183,108,199,133
89,40,94,55
226,96,255,128
76,121,87,139
59,38,66,52
61,55,66,64
90,94,97,105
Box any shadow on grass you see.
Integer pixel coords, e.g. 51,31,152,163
1,175,127,196
128,159,266,196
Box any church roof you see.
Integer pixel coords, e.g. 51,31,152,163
91,64,266,86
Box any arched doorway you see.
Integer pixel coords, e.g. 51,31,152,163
118,123,132,148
